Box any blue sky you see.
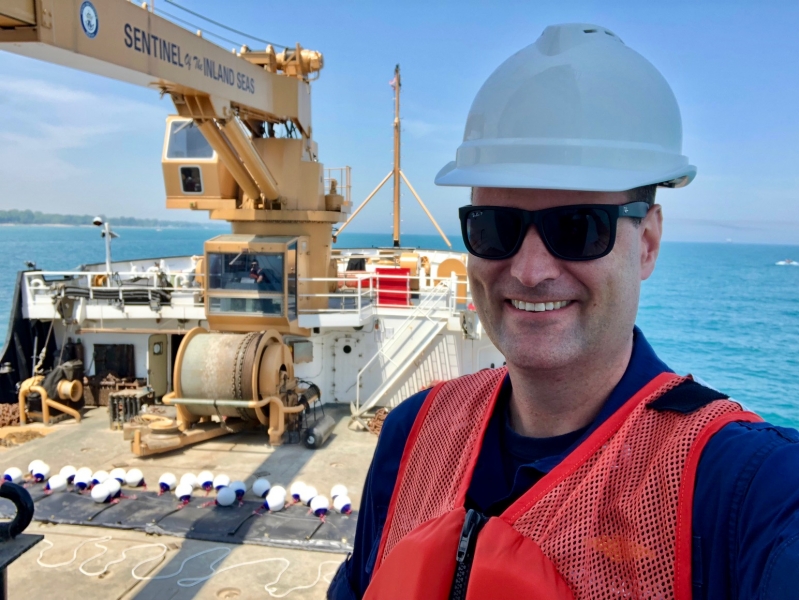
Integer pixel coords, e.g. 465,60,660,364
0,0,797,243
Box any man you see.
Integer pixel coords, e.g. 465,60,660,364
248,259,260,279
329,24,799,599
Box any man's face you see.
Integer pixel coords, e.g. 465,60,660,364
467,187,662,372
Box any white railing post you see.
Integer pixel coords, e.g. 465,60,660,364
356,276,361,315
450,273,457,314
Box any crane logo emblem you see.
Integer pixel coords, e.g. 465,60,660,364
80,1,99,39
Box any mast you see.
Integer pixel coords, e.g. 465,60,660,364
392,64,401,247
333,65,452,248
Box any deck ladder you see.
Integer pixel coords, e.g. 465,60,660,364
350,281,450,426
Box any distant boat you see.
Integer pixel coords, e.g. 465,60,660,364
775,259,798,266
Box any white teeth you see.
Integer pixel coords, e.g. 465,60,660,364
511,299,570,312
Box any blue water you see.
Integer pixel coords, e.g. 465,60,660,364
2,226,798,428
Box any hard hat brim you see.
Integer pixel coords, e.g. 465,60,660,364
434,161,696,192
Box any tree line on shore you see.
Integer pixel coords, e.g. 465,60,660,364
0,209,209,228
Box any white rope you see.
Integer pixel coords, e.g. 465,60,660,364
35,535,340,597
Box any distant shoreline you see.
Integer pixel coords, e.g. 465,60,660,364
0,223,222,229
0,209,222,229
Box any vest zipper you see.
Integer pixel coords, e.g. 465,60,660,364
449,509,488,600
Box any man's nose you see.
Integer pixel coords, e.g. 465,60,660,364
508,224,563,287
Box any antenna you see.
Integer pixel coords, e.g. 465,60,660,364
334,65,451,248
392,64,401,247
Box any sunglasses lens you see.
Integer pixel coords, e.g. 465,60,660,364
542,207,612,259
465,208,523,258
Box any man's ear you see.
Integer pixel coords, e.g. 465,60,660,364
640,204,663,281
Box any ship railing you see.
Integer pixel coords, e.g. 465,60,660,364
324,167,352,205
297,273,375,315
352,280,451,419
24,270,202,304
297,272,470,316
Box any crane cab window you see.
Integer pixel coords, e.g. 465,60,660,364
207,252,284,316
167,120,214,159
180,166,203,193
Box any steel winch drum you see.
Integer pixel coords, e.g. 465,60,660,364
173,327,294,420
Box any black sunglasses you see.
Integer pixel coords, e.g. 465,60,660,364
459,202,650,261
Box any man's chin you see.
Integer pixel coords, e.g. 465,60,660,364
497,337,582,372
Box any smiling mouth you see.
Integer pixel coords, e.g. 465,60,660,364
510,299,572,313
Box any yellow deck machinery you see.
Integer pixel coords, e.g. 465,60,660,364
0,0,349,454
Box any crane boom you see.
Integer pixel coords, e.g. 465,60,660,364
0,0,312,133
0,0,350,337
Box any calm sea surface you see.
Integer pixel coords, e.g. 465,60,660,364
2,226,798,428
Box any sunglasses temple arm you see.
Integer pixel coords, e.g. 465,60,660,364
400,170,452,248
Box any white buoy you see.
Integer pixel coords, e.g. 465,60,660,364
197,471,214,491
3,467,23,484
76,467,93,480
45,473,68,493
290,481,306,502
91,470,109,486
216,486,236,507
91,483,112,503
333,494,353,515
180,473,199,490
158,473,177,493
310,495,330,518
213,474,230,490
105,478,122,499
74,471,92,491
175,483,193,503
32,462,50,483
125,468,145,487
28,459,44,474
59,465,77,484
109,468,127,483
300,485,318,506
264,487,286,512
330,484,348,500
230,480,247,500
252,477,271,498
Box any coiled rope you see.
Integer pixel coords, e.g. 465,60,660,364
36,535,339,597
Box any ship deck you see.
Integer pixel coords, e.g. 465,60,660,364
0,403,376,599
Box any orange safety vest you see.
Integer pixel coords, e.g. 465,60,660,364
363,368,761,600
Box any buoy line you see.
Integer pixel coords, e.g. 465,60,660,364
36,536,340,597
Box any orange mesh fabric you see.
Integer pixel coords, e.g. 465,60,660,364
508,386,744,599
379,368,506,563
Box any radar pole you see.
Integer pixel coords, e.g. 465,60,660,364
333,66,452,248
392,64,402,247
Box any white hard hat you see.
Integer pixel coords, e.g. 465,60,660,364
435,23,696,192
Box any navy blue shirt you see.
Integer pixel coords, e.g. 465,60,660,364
329,328,799,599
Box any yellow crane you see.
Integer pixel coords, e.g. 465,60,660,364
0,0,349,453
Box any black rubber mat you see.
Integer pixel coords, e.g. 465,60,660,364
154,499,262,537
88,492,177,529
34,490,111,524
28,490,357,552
242,504,324,542
314,512,357,544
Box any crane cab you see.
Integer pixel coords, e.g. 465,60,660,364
203,234,308,335
162,116,237,209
